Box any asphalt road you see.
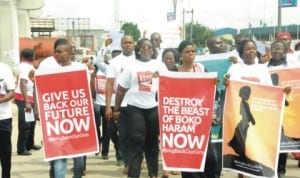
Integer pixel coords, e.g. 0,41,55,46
9,104,300,178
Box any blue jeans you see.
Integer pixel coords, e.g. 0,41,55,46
53,159,67,178
52,156,84,178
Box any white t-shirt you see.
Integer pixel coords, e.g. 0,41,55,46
38,56,60,71
106,53,135,106
95,70,107,106
0,62,15,120
286,52,300,67
14,61,34,102
227,63,272,85
119,59,168,109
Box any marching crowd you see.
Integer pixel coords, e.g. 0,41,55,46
0,30,300,178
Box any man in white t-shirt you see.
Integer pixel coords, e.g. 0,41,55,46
15,48,41,156
105,35,135,174
36,38,87,178
150,32,164,60
0,62,15,178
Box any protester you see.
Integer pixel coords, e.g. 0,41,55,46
276,32,294,54
276,32,300,164
267,40,295,178
172,40,217,178
161,48,180,178
229,34,247,63
105,35,136,174
206,36,228,54
0,62,15,178
150,32,163,60
113,38,167,178
161,48,180,71
35,38,89,178
95,37,112,73
15,48,41,156
226,39,273,178
94,46,123,165
206,36,230,177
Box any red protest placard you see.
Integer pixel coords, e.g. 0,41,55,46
158,71,217,172
35,68,99,161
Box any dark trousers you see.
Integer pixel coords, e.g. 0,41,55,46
26,121,36,150
0,128,12,178
212,142,222,176
117,107,130,166
15,100,35,153
100,106,122,161
278,153,287,174
181,141,216,178
93,103,102,150
126,105,159,178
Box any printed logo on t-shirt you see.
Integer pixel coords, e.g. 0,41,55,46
137,71,153,92
0,78,6,97
241,76,260,83
95,75,107,94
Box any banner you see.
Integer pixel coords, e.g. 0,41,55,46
270,67,300,151
223,80,285,177
281,0,297,7
35,68,99,161
195,53,232,91
158,71,217,172
195,53,232,143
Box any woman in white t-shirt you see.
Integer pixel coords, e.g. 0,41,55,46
267,40,294,178
113,39,167,178
227,40,273,86
226,39,272,178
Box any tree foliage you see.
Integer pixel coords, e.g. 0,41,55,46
121,22,141,41
185,22,214,48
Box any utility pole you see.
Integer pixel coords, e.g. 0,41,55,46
182,8,185,40
182,8,193,40
277,0,282,33
189,9,194,41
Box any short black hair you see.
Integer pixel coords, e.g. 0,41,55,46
54,38,72,51
178,40,194,54
21,48,34,62
162,48,180,64
238,39,257,59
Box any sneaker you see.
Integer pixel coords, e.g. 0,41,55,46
102,155,109,160
18,150,32,156
117,160,124,167
31,145,42,150
278,172,285,178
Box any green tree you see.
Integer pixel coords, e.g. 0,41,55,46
121,22,141,41
185,22,214,48
221,36,233,46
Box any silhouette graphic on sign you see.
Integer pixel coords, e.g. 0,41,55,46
228,86,256,159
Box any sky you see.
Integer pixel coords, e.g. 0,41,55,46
42,0,300,33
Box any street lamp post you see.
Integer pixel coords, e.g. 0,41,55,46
277,0,282,33
190,9,193,41
182,8,194,40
